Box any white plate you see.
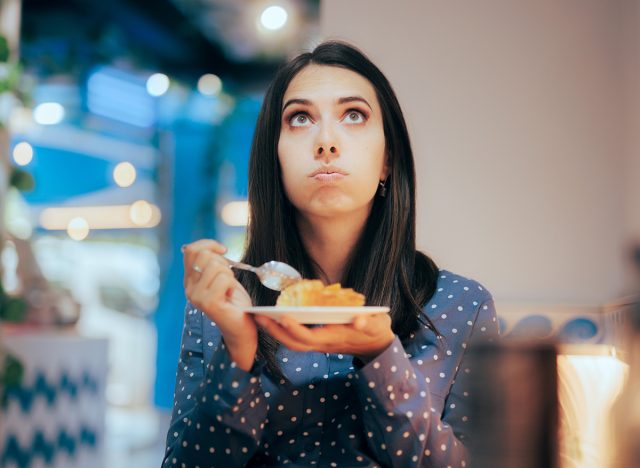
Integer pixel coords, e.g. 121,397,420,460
247,306,390,324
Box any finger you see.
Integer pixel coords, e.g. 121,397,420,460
256,316,313,352
184,250,207,287
183,241,227,271
279,316,334,347
192,250,227,272
187,251,230,289
253,316,269,327
185,258,210,293
185,251,213,289
182,239,227,255
202,269,236,301
280,320,357,353
190,271,236,317
352,315,368,330
182,240,227,274
193,263,234,298
353,313,391,336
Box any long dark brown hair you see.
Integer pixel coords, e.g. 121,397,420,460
236,41,440,379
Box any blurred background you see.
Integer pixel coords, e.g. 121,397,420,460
0,0,638,467
0,0,320,466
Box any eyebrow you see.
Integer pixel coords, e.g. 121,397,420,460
282,96,373,112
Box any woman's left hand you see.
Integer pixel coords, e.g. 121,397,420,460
254,313,395,363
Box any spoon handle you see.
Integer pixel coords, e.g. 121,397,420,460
226,258,258,273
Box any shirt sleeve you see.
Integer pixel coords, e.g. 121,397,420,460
162,302,268,467
354,297,499,467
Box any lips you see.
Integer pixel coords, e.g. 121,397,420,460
313,173,345,182
308,166,349,178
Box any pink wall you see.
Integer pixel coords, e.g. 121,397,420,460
623,0,640,286
321,0,636,305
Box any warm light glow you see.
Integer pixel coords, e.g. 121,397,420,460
12,142,34,166
33,102,65,125
6,216,32,240
4,189,33,240
557,348,628,467
129,200,153,226
1,240,21,293
146,73,170,97
113,162,137,187
260,5,288,30
40,204,162,231
197,74,222,96
9,107,35,133
221,201,249,227
67,217,90,241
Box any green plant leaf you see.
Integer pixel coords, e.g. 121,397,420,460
3,353,23,386
0,297,27,322
0,35,9,62
9,168,35,192
1,352,24,407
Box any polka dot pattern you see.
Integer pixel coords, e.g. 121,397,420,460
162,270,499,467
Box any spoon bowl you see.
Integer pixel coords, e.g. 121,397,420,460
225,259,302,291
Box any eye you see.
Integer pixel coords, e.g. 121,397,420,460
343,110,366,124
289,112,311,127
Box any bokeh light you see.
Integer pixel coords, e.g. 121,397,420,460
67,217,90,241
221,201,250,226
129,200,153,226
113,162,137,187
12,142,34,166
33,102,65,125
197,74,222,96
146,73,170,96
260,5,288,30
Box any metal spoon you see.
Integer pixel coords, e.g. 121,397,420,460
225,259,302,291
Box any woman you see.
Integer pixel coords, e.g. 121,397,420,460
164,41,498,467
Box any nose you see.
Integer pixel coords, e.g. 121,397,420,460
314,124,340,161
316,144,339,159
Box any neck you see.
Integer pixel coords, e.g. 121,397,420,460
297,209,370,284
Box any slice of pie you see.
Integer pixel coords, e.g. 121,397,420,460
276,280,365,307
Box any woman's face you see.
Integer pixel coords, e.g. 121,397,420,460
277,64,388,219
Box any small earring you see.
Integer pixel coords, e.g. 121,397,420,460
378,180,387,197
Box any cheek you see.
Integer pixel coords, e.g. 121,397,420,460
359,132,387,179
278,140,306,200
278,130,307,167
349,171,381,201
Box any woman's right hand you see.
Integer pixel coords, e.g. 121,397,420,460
182,240,257,371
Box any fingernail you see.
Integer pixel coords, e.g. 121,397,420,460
181,244,187,253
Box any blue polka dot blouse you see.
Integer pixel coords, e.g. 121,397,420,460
163,270,499,467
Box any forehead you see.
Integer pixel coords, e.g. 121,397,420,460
283,64,379,105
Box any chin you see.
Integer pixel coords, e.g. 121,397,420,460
307,199,373,219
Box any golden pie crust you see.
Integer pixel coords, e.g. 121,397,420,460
276,280,365,307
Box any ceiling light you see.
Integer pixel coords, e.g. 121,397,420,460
260,5,288,31
41,204,161,230
113,162,137,187
33,102,65,125
129,200,153,226
197,74,223,96
221,201,249,227
12,142,34,166
146,73,170,97
67,217,90,241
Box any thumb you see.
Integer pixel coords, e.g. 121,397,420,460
353,315,368,330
